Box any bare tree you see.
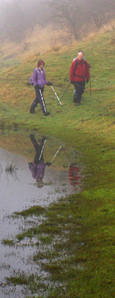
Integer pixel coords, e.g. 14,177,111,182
0,0,115,44
87,0,115,29
0,0,50,43
49,0,89,40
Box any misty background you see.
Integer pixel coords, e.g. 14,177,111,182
0,0,115,44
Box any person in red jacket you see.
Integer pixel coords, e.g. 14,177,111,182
69,163,82,186
70,51,90,106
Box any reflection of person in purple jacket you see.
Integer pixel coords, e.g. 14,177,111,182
28,134,51,187
30,60,52,116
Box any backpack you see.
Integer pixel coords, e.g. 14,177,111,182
29,68,39,85
73,59,87,77
29,75,34,85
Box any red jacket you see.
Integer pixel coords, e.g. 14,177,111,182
70,58,90,82
69,165,82,186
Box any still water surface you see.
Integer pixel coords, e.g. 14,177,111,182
0,131,83,297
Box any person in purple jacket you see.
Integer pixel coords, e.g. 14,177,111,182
28,134,51,187
30,60,52,116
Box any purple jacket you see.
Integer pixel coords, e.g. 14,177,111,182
32,68,48,88
29,161,47,180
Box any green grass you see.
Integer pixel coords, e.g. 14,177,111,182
14,205,45,218
1,239,15,246
1,30,115,297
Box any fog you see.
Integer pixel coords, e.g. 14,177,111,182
0,0,51,42
0,0,115,43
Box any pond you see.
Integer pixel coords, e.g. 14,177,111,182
0,130,83,297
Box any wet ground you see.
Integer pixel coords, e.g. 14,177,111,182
0,130,83,297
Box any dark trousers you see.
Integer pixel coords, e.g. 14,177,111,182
74,81,85,104
31,85,46,113
30,135,45,164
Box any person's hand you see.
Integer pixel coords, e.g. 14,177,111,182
71,81,74,84
47,162,52,167
47,81,53,86
36,84,41,89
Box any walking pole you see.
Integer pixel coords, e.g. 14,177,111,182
60,81,71,100
51,86,63,106
90,77,91,96
89,64,91,96
50,145,62,164
39,140,46,161
62,146,71,163
39,89,47,113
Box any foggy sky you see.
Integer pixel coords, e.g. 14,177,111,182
0,0,114,44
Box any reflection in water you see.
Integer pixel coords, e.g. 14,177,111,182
28,134,83,190
0,164,2,178
0,130,83,298
5,164,18,182
29,134,50,187
69,163,82,186
28,134,62,188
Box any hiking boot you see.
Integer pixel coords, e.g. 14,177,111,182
73,96,77,103
44,111,50,116
73,98,77,103
30,108,36,114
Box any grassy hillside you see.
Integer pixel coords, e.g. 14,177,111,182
1,30,115,297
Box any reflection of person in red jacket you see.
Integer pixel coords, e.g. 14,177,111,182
70,51,90,106
69,163,82,187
